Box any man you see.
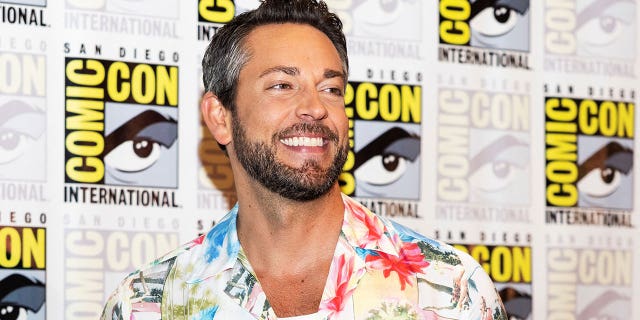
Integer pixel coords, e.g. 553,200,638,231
102,1,507,319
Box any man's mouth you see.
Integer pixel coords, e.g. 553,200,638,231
276,123,337,148
280,136,325,147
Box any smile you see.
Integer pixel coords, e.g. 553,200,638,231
280,137,324,147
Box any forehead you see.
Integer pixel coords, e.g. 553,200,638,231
242,23,343,68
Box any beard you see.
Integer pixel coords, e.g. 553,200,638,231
231,114,348,201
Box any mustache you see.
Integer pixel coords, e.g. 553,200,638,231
275,123,339,143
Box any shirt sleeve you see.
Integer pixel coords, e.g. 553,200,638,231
100,272,137,320
456,251,508,320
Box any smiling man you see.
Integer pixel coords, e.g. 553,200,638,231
101,1,506,319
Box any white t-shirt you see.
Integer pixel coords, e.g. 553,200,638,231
278,312,321,320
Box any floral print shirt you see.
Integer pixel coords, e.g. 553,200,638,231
101,195,507,320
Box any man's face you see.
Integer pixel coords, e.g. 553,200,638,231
229,23,349,201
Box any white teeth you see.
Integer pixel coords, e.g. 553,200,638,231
280,137,324,147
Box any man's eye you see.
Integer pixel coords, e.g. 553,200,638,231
271,83,292,90
325,87,344,96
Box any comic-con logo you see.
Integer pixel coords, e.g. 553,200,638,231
0,52,46,183
544,95,634,210
547,248,632,319
340,81,421,200
438,0,530,68
64,58,178,188
437,88,530,205
545,0,636,61
439,0,530,50
0,226,46,320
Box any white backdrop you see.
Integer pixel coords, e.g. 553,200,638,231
0,1,638,319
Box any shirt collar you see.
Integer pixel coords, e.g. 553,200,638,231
188,194,404,283
339,194,403,259
186,203,241,284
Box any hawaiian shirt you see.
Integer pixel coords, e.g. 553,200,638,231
101,194,507,319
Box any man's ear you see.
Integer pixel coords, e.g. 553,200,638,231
201,92,232,146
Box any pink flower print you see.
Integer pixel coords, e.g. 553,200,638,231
344,198,388,248
320,253,360,316
192,234,205,245
365,240,429,290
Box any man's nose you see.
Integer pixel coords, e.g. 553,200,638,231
295,90,329,121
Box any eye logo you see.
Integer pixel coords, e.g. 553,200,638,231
469,0,530,51
440,0,530,51
0,274,45,320
576,0,636,60
545,94,634,210
577,141,633,209
0,100,45,181
104,109,177,187
351,0,421,39
577,290,631,320
469,134,530,204
354,126,420,199
546,0,636,60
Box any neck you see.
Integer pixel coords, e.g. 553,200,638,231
235,180,344,270
232,170,345,317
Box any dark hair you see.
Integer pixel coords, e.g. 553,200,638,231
201,0,348,111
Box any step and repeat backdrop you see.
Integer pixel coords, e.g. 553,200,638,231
1,1,638,319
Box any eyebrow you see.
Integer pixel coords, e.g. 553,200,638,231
324,69,346,82
259,66,299,78
259,65,346,82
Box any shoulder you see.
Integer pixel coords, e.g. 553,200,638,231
101,211,239,320
391,222,507,318
100,234,205,320
344,196,507,319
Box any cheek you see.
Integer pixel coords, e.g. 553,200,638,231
332,111,349,134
